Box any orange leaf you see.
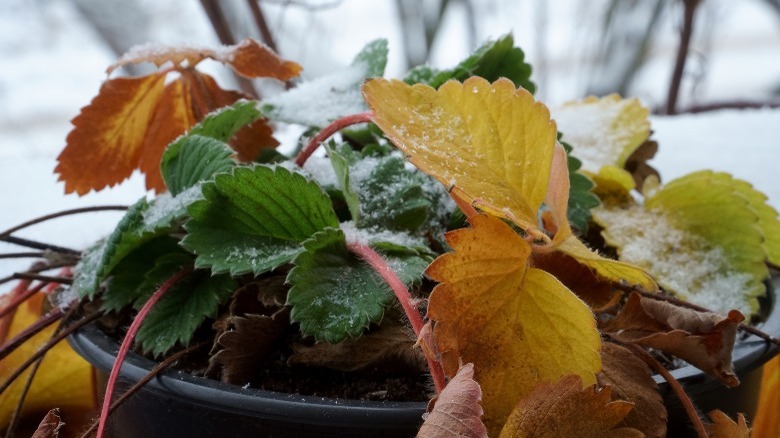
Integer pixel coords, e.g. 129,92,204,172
752,355,780,438
427,214,601,434
108,38,302,81
0,293,94,431
603,293,744,387
417,364,488,438
56,73,167,194
499,375,643,438
599,343,667,437
707,410,751,438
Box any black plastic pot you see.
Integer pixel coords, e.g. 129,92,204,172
69,277,779,438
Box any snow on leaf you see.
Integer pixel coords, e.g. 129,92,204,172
364,77,558,241
707,410,751,438
350,38,389,78
108,38,302,81
160,135,235,196
426,214,602,435
286,228,393,343
603,293,744,387
417,363,488,438
181,165,338,276
552,94,650,174
498,375,642,438
598,342,667,438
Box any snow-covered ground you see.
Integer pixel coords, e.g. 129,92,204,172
1,0,779,276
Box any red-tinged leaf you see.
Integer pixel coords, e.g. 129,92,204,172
417,364,488,438
499,375,643,438
707,410,751,438
56,73,167,194
599,342,667,438
31,409,63,438
541,142,573,248
603,293,744,387
225,38,302,80
108,38,302,81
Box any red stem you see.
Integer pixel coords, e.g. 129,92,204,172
294,112,375,167
346,241,446,393
0,309,63,362
95,269,190,438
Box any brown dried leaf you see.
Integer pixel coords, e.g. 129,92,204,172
532,250,622,311
108,38,302,81
603,293,744,387
289,321,426,372
417,364,488,438
599,342,667,437
623,139,660,191
707,410,751,438
31,409,63,438
211,307,289,385
499,375,642,438
56,73,167,194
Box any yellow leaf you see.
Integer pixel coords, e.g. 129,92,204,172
0,294,94,430
499,375,642,438
553,94,650,174
363,77,558,240
554,235,658,292
426,214,601,435
707,410,751,438
753,356,780,438
590,165,636,207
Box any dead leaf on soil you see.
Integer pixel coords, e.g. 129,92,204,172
417,363,488,438
499,374,643,438
603,293,744,387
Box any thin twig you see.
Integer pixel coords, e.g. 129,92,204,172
1,235,80,256
79,341,208,438
623,342,708,438
247,0,278,53
95,269,191,438
0,281,47,320
4,348,46,438
0,252,44,259
0,311,101,397
0,309,64,363
294,112,374,167
12,273,73,285
0,206,128,238
665,0,700,115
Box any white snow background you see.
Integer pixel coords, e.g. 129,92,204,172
1,0,779,276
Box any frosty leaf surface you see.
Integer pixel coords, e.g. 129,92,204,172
160,135,235,196
552,94,650,174
417,364,488,438
499,375,642,438
364,77,558,239
182,165,338,275
286,228,393,343
426,214,601,435
136,270,237,357
407,33,535,93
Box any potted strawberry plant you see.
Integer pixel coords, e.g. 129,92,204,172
1,35,778,437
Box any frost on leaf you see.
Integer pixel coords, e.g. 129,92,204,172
603,293,744,387
364,77,558,241
426,214,601,435
499,375,642,438
552,94,650,174
594,170,776,315
417,364,488,438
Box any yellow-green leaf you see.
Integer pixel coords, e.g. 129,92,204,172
552,94,650,174
426,214,601,435
363,77,558,240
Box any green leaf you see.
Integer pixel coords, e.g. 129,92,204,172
404,34,535,93
287,228,392,343
188,100,263,142
403,65,436,85
161,135,235,196
139,184,205,234
351,38,388,78
71,198,160,299
560,136,600,233
101,237,188,312
136,270,236,357
181,165,339,275
325,142,361,222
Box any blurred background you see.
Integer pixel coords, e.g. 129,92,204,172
2,0,780,273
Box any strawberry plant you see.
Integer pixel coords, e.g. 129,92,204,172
1,34,778,437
